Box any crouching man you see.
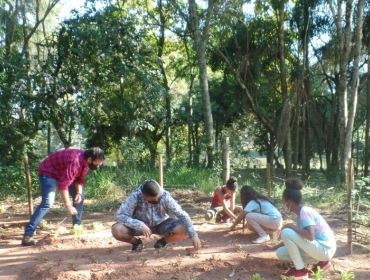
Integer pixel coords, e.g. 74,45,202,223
112,179,201,252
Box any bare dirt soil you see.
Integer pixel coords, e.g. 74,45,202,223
1,190,369,280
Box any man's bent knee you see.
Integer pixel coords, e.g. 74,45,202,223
111,223,130,240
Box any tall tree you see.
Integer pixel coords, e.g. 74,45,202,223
329,0,365,181
188,0,216,168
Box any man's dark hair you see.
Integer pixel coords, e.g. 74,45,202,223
141,179,160,197
84,147,105,161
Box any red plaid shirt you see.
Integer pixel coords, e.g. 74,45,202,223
38,148,90,190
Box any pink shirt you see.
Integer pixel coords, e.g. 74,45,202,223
38,148,89,190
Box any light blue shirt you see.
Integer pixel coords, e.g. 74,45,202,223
298,206,336,248
244,199,282,220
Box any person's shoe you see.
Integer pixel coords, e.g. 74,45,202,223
131,239,143,252
309,261,330,276
252,234,270,244
281,267,308,279
21,235,36,246
154,238,167,249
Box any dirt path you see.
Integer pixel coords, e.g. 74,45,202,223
1,191,369,280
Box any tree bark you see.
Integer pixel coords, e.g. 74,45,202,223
302,1,311,176
277,0,292,175
157,0,172,167
343,0,365,183
188,0,215,168
364,44,370,176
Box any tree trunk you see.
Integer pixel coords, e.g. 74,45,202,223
293,98,300,171
343,0,365,183
193,124,200,166
277,0,292,175
149,141,158,168
157,0,172,167
188,0,215,168
187,87,194,167
302,4,311,176
47,122,51,154
222,137,230,184
364,44,370,176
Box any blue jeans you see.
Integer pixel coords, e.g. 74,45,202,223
24,176,84,237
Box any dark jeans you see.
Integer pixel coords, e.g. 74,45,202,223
68,184,84,226
24,176,84,237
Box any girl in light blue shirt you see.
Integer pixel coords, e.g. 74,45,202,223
230,186,282,244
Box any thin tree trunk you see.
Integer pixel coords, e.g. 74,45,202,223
277,0,292,175
187,81,194,167
302,0,311,176
47,122,51,154
364,44,370,176
343,0,365,183
293,95,300,171
188,0,215,168
157,0,172,167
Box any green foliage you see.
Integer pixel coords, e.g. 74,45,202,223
83,164,222,201
310,267,324,280
340,271,355,280
250,273,265,280
70,224,85,236
84,167,123,199
0,163,39,199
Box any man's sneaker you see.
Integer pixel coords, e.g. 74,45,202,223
154,238,167,249
309,261,330,276
131,239,143,252
281,267,308,279
252,234,270,244
21,235,36,246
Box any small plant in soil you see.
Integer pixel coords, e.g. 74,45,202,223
89,255,98,264
70,224,84,236
140,257,148,266
68,262,78,271
250,273,265,280
341,271,355,280
310,267,324,280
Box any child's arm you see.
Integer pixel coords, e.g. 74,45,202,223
284,224,315,241
229,211,246,231
264,240,284,250
219,191,237,220
230,192,236,211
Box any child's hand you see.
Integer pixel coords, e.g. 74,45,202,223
262,243,276,250
229,224,236,231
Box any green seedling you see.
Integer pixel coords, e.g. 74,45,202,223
310,267,324,280
70,224,84,236
250,273,265,280
341,271,355,280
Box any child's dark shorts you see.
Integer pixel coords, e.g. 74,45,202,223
130,218,180,236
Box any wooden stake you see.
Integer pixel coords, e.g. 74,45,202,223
158,154,163,188
222,136,230,184
23,153,33,218
347,158,354,255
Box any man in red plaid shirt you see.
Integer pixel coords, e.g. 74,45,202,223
22,147,105,246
